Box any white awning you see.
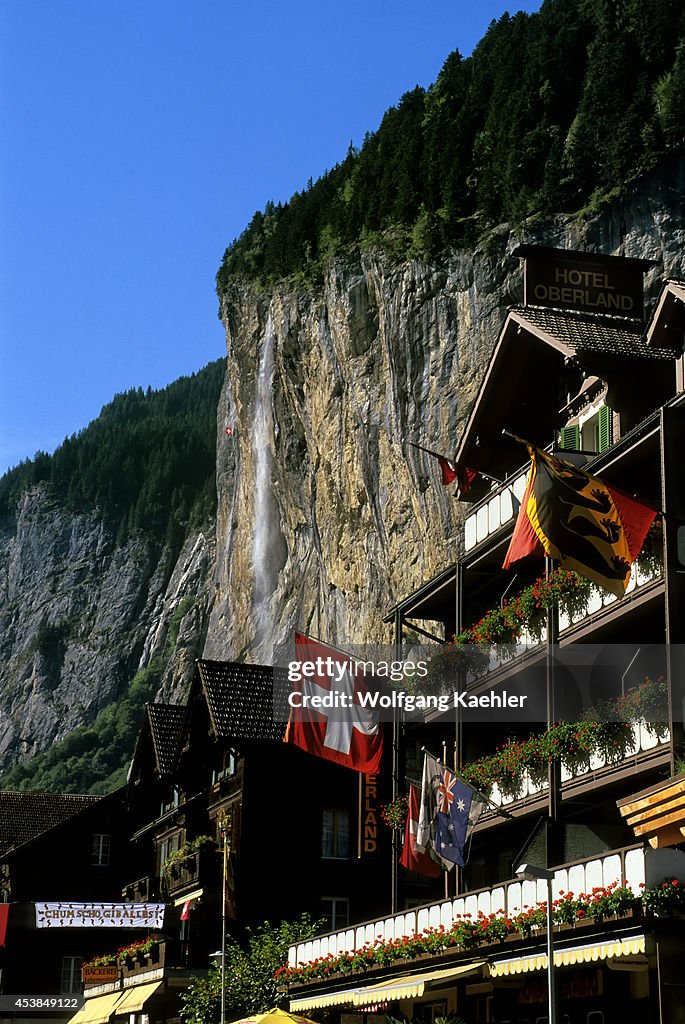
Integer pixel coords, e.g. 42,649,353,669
290,959,486,1011
290,987,360,1011
489,934,647,977
173,888,203,907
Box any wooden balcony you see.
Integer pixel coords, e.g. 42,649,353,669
163,848,218,898
288,845,645,969
121,875,159,902
474,722,671,829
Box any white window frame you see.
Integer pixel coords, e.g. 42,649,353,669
91,834,111,867
320,896,350,932
61,955,83,994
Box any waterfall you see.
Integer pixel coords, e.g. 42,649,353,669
251,315,277,656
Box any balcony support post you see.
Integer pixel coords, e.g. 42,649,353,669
545,556,562,865
660,404,685,774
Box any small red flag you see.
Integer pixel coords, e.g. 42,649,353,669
408,443,477,495
399,783,441,877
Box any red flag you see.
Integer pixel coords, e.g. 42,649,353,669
180,900,191,921
285,634,383,774
0,904,8,946
408,443,477,494
399,783,441,877
503,475,545,566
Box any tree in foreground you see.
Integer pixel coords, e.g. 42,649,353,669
181,914,319,1024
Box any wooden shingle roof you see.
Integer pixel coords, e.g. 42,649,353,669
0,791,100,856
197,660,286,742
146,703,186,776
509,306,676,361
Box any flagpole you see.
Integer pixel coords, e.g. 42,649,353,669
220,818,229,1024
420,746,514,820
391,609,402,913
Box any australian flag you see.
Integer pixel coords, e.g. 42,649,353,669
416,753,485,869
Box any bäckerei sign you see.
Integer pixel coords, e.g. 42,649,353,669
35,902,165,928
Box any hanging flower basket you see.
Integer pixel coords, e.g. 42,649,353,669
380,794,409,830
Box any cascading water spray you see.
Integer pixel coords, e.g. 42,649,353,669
251,314,278,654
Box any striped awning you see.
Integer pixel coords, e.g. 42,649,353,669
67,992,123,1024
112,981,163,1014
290,960,486,1011
290,987,360,1011
353,974,429,1004
489,934,646,977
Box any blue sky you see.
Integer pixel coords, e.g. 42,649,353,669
0,1,542,476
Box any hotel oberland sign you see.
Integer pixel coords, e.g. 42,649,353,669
516,245,648,316
35,902,165,928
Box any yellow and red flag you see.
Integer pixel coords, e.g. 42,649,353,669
503,443,657,597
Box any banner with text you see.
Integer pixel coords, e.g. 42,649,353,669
35,902,165,929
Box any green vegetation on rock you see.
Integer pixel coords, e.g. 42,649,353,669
0,659,164,795
217,0,685,291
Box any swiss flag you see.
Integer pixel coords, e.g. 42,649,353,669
399,782,441,877
284,634,383,774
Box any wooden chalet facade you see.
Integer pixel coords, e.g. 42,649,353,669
67,659,391,1024
284,248,685,1024
0,789,139,1024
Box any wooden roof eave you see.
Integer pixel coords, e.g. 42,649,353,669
617,772,685,849
455,311,573,470
645,279,685,349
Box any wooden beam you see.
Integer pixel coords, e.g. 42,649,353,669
623,791,685,827
634,806,685,835
648,824,685,848
619,779,685,817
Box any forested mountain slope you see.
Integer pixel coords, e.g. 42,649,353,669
218,0,685,291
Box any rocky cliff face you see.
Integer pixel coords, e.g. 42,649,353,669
0,487,214,771
1,160,684,776
205,157,685,662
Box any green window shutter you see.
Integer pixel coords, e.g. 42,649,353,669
559,424,580,450
598,404,612,452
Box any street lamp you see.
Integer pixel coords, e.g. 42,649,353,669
516,863,557,1024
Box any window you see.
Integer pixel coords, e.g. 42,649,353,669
321,809,349,859
416,1001,447,1024
158,832,182,873
580,403,612,453
91,834,110,867
559,403,613,455
161,787,180,815
320,897,349,932
61,956,82,994
212,750,236,784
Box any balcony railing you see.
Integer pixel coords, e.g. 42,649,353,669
481,721,670,819
558,557,663,633
164,852,201,895
464,470,528,553
121,875,158,902
163,848,218,897
288,846,645,968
